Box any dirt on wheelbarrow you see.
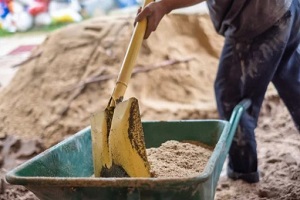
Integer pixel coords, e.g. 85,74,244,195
0,13,299,199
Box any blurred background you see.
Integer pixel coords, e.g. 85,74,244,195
0,0,141,34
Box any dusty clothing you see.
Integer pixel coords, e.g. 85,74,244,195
207,0,293,39
214,0,300,183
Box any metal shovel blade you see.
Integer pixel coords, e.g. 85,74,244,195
90,107,113,177
90,98,151,177
109,97,151,177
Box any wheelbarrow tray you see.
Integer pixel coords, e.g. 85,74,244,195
6,101,249,200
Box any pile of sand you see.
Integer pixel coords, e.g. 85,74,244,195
0,13,299,199
0,14,223,147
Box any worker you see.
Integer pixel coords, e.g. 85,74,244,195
135,0,300,183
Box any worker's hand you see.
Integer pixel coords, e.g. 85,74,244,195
135,1,169,39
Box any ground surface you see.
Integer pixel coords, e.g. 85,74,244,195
0,12,299,200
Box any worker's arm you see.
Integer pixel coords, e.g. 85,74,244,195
135,0,206,39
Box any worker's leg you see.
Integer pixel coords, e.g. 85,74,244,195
273,49,300,131
214,6,296,183
272,0,300,131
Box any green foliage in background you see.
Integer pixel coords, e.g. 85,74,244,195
0,21,71,38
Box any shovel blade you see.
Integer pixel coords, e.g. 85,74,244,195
109,97,151,177
90,108,113,177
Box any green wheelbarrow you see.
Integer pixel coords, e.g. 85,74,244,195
6,99,250,200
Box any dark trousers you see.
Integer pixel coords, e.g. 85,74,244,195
214,0,300,175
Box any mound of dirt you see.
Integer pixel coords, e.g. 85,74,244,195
0,13,299,200
0,14,223,148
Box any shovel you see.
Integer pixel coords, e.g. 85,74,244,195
90,0,153,178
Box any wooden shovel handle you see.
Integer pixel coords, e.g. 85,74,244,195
111,0,154,106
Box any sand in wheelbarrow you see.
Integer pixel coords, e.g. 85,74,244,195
147,140,213,178
90,140,213,178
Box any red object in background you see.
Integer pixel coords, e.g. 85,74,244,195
28,0,49,16
4,0,13,13
7,45,37,55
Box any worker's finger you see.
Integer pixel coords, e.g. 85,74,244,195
134,7,142,27
144,25,151,39
137,6,142,14
135,5,153,23
144,15,156,39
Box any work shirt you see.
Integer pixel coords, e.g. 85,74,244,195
207,0,293,39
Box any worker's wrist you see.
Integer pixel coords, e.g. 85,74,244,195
159,0,173,14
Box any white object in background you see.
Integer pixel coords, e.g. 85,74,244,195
70,0,81,12
15,0,34,7
82,0,115,16
49,0,82,23
2,14,17,32
35,12,52,26
51,8,82,23
2,1,33,32
10,1,24,13
14,11,33,32
49,1,69,14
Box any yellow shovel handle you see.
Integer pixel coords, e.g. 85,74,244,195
111,0,154,106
